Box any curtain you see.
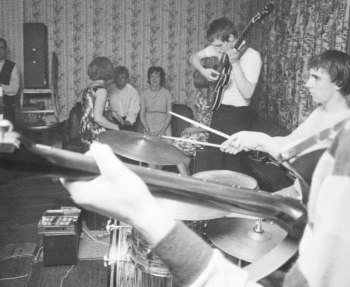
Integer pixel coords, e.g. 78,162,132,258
258,0,350,131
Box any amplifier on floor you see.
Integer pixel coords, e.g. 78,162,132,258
38,207,82,266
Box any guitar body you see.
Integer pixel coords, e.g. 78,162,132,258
209,58,232,111
193,56,218,89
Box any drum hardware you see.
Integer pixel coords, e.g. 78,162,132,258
247,151,296,181
105,219,132,286
0,120,310,281
103,254,129,267
106,219,132,232
253,218,265,234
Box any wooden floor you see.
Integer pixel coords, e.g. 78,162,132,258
0,170,111,287
0,166,286,287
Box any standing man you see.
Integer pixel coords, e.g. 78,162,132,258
107,66,139,131
0,38,20,124
190,17,262,174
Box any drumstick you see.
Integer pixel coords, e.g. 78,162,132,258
169,112,230,139
162,136,221,148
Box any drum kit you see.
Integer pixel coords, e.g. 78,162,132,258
97,129,292,286
0,117,337,286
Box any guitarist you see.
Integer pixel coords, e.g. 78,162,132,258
190,17,262,174
221,50,350,201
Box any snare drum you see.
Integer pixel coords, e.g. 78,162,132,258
130,227,171,277
130,220,207,277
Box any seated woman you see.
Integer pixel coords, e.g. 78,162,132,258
80,57,119,150
139,66,173,138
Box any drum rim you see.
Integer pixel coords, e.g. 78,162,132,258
192,170,258,189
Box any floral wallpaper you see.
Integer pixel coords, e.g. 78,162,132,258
0,0,349,130
258,0,350,131
1,0,266,119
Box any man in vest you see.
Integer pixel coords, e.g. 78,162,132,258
0,38,20,124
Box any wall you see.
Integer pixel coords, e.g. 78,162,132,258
0,0,270,119
258,0,349,131
2,0,348,129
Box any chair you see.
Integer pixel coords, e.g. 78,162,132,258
171,104,194,137
62,102,85,153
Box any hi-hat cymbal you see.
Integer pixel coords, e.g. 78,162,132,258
205,217,287,263
98,130,189,165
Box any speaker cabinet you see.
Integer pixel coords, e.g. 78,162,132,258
23,23,49,88
43,233,79,266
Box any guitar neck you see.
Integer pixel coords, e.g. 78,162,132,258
234,20,254,50
0,137,307,238
279,117,350,161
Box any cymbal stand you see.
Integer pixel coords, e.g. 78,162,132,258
104,218,131,287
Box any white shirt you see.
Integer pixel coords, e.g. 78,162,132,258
203,44,262,106
108,83,140,124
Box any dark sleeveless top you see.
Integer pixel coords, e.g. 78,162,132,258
0,60,16,85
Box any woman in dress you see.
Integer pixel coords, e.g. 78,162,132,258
80,57,119,150
139,66,173,138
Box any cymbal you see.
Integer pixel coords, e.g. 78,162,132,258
97,130,189,165
205,217,287,263
156,170,258,221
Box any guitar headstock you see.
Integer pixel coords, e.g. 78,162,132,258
253,3,274,23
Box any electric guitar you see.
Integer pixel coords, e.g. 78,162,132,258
0,119,324,281
209,3,274,111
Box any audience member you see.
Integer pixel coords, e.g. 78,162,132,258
107,66,140,131
190,17,262,175
80,57,119,150
139,66,173,138
0,38,20,124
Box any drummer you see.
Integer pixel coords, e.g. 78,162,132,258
221,50,350,200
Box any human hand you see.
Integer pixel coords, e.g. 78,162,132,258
226,48,240,65
220,131,270,154
112,111,124,125
202,68,220,82
124,120,132,126
60,143,164,227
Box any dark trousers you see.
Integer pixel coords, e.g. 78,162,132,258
3,95,16,124
207,105,254,175
112,116,135,132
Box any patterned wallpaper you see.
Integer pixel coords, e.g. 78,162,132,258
258,0,350,131
1,0,348,130
1,0,269,119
